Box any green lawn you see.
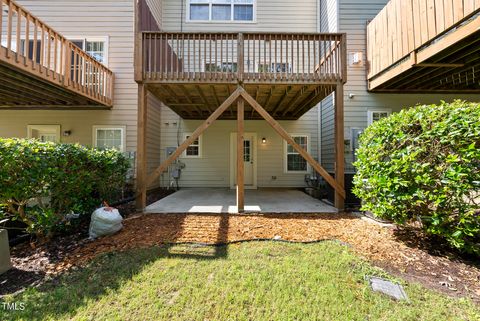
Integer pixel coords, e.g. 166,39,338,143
2,241,479,321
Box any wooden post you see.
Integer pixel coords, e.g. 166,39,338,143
334,82,345,210
134,0,143,82
236,97,245,213
136,83,148,210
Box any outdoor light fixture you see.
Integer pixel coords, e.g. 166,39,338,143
262,137,267,144
62,130,72,136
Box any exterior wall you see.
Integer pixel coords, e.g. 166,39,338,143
0,0,163,188
0,0,137,149
319,0,480,174
161,0,318,32
159,106,321,188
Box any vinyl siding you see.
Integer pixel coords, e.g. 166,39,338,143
0,0,164,188
161,0,318,33
158,106,321,188
0,0,138,149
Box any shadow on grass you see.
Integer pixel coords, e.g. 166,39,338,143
3,243,232,321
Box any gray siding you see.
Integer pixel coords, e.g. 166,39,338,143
318,0,480,174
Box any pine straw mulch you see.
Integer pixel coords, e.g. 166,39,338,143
3,212,480,302
59,212,480,302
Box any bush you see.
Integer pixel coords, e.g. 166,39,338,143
0,138,130,241
353,100,480,255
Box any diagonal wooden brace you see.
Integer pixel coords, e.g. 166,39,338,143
240,90,346,199
147,87,243,187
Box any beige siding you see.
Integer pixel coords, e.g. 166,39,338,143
0,1,138,149
161,0,318,32
0,0,137,147
158,106,321,188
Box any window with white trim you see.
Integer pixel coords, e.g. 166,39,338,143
27,125,61,143
285,135,309,173
188,0,254,22
93,126,126,152
367,110,391,125
71,39,108,64
183,134,202,158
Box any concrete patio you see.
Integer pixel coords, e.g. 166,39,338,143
145,188,338,214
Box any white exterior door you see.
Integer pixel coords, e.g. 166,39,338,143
230,132,257,189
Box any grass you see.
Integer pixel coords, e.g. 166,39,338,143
1,241,479,321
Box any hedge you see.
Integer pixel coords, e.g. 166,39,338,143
353,100,480,255
0,138,130,241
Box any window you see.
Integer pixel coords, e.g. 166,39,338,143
367,110,391,125
258,62,292,73
93,126,126,152
182,134,202,158
27,125,61,143
71,38,108,64
188,0,254,22
285,135,309,173
205,62,238,72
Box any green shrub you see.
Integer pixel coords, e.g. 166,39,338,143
0,138,130,241
353,100,480,255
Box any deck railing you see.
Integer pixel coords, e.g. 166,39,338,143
367,0,480,79
0,0,114,105
142,32,346,84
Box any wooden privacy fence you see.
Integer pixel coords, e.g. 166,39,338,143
142,32,346,84
368,0,480,78
0,0,114,105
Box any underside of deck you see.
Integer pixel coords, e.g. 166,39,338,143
148,83,335,120
0,0,114,109
0,58,110,109
367,1,480,93
369,20,480,93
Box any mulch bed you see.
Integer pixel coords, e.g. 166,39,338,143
2,212,480,303
0,188,174,296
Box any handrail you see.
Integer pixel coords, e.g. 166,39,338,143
367,0,480,79
141,32,346,84
0,0,114,105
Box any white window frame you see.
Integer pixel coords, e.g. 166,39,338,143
284,134,310,174
186,0,256,23
68,36,109,66
367,109,392,125
27,125,61,142
92,125,126,152
181,133,203,158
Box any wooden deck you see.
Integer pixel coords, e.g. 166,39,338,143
134,2,347,212
139,32,346,119
0,0,114,109
367,0,480,92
